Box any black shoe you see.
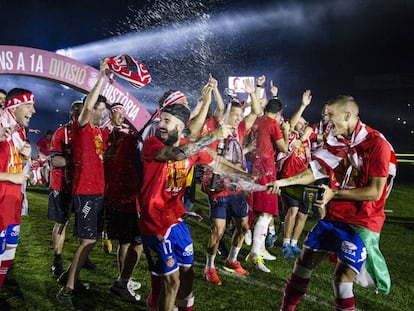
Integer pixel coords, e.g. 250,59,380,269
51,260,64,277
57,271,90,293
0,297,11,310
82,258,96,270
56,287,76,311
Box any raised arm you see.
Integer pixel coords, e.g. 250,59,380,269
188,75,216,139
243,78,261,130
78,59,108,127
212,79,225,123
289,89,312,129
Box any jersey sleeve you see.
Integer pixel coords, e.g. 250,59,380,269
50,127,64,156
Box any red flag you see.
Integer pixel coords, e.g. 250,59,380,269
107,54,151,89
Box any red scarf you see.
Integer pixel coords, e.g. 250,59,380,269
107,54,151,89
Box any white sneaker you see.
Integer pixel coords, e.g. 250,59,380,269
128,279,142,291
261,250,276,261
245,254,271,273
110,280,141,302
244,229,252,246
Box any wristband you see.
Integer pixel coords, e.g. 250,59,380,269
256,84,263,88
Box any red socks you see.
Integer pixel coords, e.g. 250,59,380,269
334,297,355,311
280,273,310,311
0,259,14,288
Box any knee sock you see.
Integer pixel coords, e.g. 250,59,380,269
206,253,216,268
0,259,13,288
251,214,271,256
333,281,355,311
147,273,161,311
227,246,241,263
280,263,312,311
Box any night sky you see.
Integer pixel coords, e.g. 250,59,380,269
1,0,413,152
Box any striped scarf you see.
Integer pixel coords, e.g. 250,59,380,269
107,54,151,89
312,119,397,196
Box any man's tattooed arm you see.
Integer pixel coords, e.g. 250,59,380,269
155,133,216,161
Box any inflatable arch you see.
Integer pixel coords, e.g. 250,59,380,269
0,45,150,130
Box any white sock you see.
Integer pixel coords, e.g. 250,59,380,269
227,246,241,263
268,224,276,235
283,238,290,246
206,253,216,268
333,281,353,299
251,215,271,256
291,239,298,247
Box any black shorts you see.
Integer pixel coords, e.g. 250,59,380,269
73,194,104,240
48,190,72,224
282,194,310,215
105,203,141,244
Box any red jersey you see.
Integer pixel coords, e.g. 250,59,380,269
248,117,283,215
71,121,104,195
0,128,26,229
49,123,75,192
139,136,213,236
313,121,392,232
201,119,248,198
250,116,283,179
278,133,311,179
104,128,140,213
36,135,51,157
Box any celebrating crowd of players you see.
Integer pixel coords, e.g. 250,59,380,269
0,57,396,311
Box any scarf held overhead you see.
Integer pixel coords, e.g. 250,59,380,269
107,54,151,89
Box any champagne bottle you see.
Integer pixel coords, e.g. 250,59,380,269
281,184,325,214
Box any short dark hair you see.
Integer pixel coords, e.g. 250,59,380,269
264,98,283,113
0,89,7,96
70,101,84,118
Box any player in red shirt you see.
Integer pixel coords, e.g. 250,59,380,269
57,59,108,309
267,95,396,310
0,88,35,288
201,78,260,285
140,102,231,311
244,80,290,273
48,101,83,277
103,103,143,302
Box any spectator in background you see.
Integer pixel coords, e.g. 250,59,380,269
35,129,53,185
